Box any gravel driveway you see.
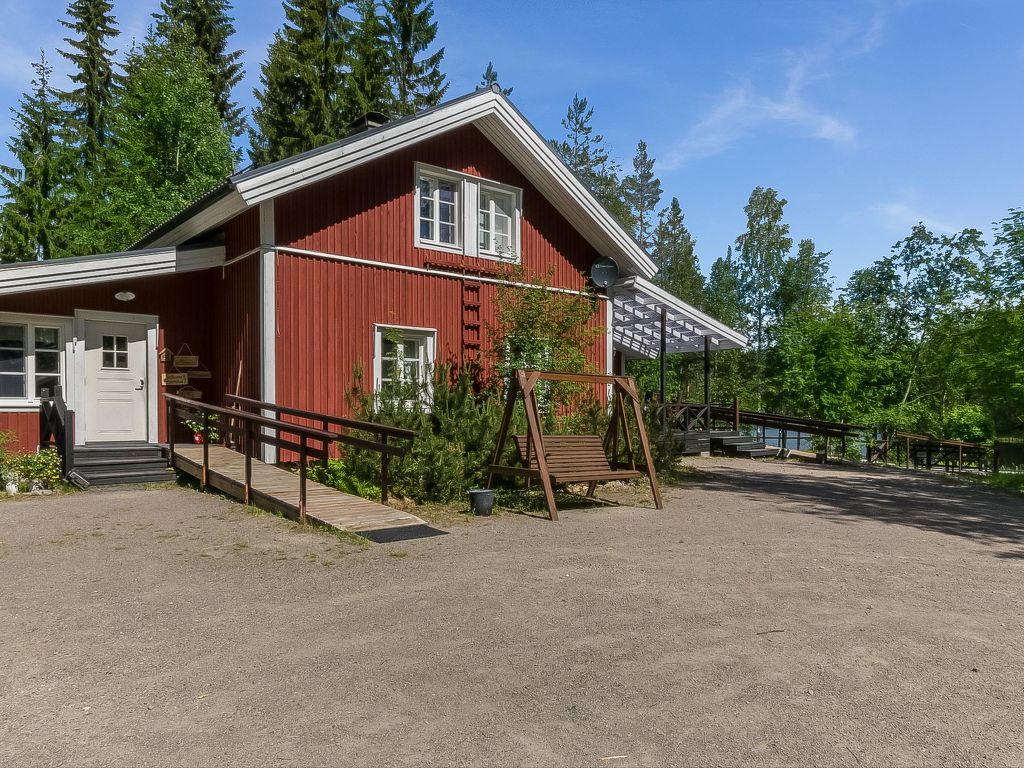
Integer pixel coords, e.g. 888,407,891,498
1,459,1022,767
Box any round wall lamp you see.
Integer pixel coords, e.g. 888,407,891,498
114,291,136,302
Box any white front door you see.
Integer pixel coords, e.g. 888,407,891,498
84,319,149,442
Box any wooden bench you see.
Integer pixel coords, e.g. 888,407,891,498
512,434,644,485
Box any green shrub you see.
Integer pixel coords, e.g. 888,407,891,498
3,448,62,491
307,458,380,501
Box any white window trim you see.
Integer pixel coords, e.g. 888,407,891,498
478,181,521,260
0,311,73,410
413,162,522,264
414,165,464,255
372,324,437,400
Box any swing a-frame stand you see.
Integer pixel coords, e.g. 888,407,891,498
486,370,663,521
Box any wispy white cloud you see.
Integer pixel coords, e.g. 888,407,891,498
663,2,897,168
870,200,960,234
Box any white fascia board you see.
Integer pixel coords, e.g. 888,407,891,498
145,189,248,249
610,275,748,349
0,246,225,296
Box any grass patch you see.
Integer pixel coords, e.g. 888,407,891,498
389,549,408,559
986,473,1024,496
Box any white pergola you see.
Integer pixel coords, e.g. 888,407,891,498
609,275,747,360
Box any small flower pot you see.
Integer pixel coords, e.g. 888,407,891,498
468,488,494,516
5,481,19,496
193,433,204,445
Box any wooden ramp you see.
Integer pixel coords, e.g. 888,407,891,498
172,445,428,534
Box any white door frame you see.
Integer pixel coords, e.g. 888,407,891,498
74,309,160,446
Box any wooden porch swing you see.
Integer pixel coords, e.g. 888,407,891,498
486,370,663,521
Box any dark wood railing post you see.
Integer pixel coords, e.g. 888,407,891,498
201,409,209,490
167,397,176,468
243,419,252,506
298,434,308,524
380,432,389,504
733,395,740,432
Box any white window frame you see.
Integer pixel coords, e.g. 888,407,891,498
478,183,520,259
413,162,522,264
372,324,436,402
415,166,463,254
0,312,73,409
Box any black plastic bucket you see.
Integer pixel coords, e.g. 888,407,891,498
468,488,494,516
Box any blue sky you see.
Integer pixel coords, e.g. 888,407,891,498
0,0,1021,285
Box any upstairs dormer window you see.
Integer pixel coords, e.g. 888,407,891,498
414,163,521,262
417,172,460,249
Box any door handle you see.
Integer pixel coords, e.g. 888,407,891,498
135,379,145,391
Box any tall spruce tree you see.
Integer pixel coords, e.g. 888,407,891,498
381,0,448,116
101,29,235,249
622,140,662,251
250,0,352,166
479,62,512,95
552,94,631,229
154,0,246,136
653,198,703,305
349,0,391,116
0,56,73,262
59,0,118,172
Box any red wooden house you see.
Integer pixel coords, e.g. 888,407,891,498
1,86,744,482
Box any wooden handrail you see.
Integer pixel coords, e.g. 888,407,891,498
39,386,75,478
166,393,337,441
225,394,416,441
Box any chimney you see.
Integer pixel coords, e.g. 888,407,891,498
347,111,390,136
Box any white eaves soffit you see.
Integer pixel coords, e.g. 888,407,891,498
0,246,225,296
151,88,656,278
610,275,748,359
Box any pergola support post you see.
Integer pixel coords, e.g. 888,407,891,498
659,306,667,430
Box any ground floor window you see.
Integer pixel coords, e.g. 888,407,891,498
374,325,436,401
0,316,66,402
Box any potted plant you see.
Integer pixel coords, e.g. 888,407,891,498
182,413,220,444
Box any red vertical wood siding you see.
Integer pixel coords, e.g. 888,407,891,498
0,208,260,451
273,124,609,418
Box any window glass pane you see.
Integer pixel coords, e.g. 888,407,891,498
419,196,433,218
479,229,489,249
381,359,396,380
495,215,510,235
35,327,60,350
403,361,420,382
0,324,25,346
115,352,128,369
35,375,60,398
102,351,115,368
36,350,59,374
382,338,397,356
437,181,455,203
0,348,25,373
115,336,128,352
102,335,114,351
496,233,510,252
438,200,455,224
439,224,455,244
0,374,24,398
420,219,433,240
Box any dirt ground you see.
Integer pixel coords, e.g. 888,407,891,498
1,458,1022,767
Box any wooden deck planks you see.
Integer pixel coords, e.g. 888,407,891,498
172,444,426,533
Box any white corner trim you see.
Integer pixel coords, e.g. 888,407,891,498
259,200,278,464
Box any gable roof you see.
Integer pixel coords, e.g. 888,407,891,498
135,87,657,279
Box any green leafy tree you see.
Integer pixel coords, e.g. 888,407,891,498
99,29,235,249
250,0,352,166
0,56,74,262
479,61,512,95
551,94,631,229
154,0,246,136
734,186,792,406
349,0,391,116
773,238,831,322
59,0,119,172
622,140,662,251
381,0,448,116
704,247,749,403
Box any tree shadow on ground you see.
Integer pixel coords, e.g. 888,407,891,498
696,462,1024,556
